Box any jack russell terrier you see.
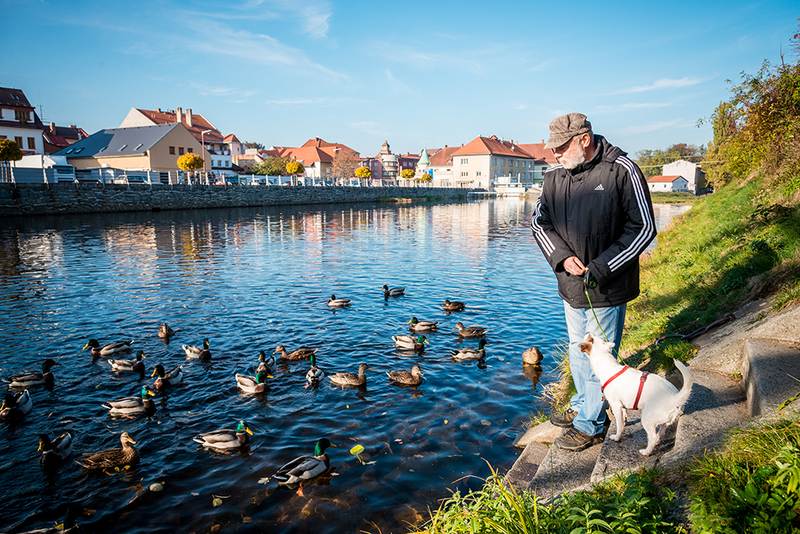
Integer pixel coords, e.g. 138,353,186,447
579,333,693,456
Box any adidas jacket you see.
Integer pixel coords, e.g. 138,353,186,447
531,135,656,308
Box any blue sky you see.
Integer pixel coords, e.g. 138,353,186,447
2,1,797,156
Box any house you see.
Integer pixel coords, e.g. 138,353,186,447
119,107,235,178
450,135,538,190
53,123,209,184
43,122,89,154
224,134,244,164
662,159,707,194
278,137,360,180
417,146,460,187
647,175,689,193
0,87,44,155
518,141,558,181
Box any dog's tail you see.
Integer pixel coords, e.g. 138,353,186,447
665,359,693,425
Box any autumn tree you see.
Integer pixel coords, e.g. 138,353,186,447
285,160,304,176
177,153,205,184
333,152,361,184
253,156,289,175
636,144,706,177
0,139,23,182
400,168,415,182
417,173,433,184
354,165,371,186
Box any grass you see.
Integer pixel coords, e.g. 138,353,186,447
650,192,703,204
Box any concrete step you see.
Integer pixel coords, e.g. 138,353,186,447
505,441,550,490
528,433,602,501
742,338,800,416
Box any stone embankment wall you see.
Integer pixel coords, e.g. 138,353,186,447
0,183,481,216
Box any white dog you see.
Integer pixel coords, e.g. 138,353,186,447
579,333,693,456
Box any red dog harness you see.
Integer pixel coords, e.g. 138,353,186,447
600,366,650,410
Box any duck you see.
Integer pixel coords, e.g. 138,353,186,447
235,370,269,395
327,294,351,308
328,363,368,388
7,359,58,388
455,322,488,338
83,339,134,358
256,350,275,374
103,386,156,418
451,339,488,361
392,334,429,352
77,432,138,472
273,438,336,487
108,350,146,373
305,355,325,387
387,364,424,386
0,389,32,422
383,284,405,298
38,432,73,467
182,338,211,360
158,323,175,339
274,344,317,362
151,364,184,390
442,299,466,312
407,316,438,332
193,420,253,453
522,346,544,366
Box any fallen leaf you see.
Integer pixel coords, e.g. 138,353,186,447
212,497,223,507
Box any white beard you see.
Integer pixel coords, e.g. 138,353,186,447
560,151,587,170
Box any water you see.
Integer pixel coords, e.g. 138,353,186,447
0,198,684,533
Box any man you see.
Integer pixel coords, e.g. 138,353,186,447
531,113,656,451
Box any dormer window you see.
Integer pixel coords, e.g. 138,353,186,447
135,143,143,150
118,144,127,151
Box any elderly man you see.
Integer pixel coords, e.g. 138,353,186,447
531,113,656,451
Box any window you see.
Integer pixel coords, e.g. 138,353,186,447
14,110,26,122
460,158,468,164
98,146,107,153
66,148,74,154
134,143,143,151
187,147,193,153
14,136,23,146
74,147,83,153
169,146,175,155
118,144,127,151
476,171,481,176
27,137,36,150
178,147,185,155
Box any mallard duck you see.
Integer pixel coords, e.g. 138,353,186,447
408,316,438,332
158,323,175,339
151,364,184,390
455,322,488,338
193,420,253,453
273,438,336,486
235,371,269,395
182,338,211,360
522,346,544,366
327,294,351,308
103,386,156,418
442,299,466,312
329,363,368,387
451,339,488,361
83,339,134,358
256,350,275,374
274,345,317,361
305,355,325,387
38,432,73,467
392,334,429,352
383,284,405,298
387,364,424,386
77,432,138,472
0,389,32,421
7,359,58,388
108,350,146,373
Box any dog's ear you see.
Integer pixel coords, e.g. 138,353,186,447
583,333,593,343
579,340,593,354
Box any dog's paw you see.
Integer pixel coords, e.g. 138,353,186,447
638,448,652,456
610,434,621,442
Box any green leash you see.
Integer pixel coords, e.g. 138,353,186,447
583,278,610,342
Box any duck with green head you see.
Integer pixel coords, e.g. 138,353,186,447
8,359,58,389
236,370,269,395
107,350,146,374
392,334,429,352
103,386,157,418
193,420,254,453
407,316,438,332
256,350,275,374
327,294,352,308
151,364,184,390
451,339,488,361
305,354,325,387
83,339,134,358
182,338,211,360
38,432,73,468
0,390,32,422
272,438,336,488
383,284,405,298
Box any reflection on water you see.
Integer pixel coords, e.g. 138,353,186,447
0,199,683,532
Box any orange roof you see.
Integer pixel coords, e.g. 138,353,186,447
518,142,558,164
223,133,240,143
451,135,533,159
428,146,460,167
137,108,224,143
283,145,333,164
300,137,360,159
647,175,683,183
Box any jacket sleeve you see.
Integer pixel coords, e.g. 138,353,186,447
531,181,575,272
588,157,656,285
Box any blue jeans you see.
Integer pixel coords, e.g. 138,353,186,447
563,300,626,436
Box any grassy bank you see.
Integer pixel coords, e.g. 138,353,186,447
650,192,703,204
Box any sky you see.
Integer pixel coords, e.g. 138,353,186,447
2,1,797,156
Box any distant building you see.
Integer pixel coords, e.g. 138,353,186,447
0,87,44,155
646,175,689,193
662,159,707,194
278,137,360,180
518,141,557,181
224,133,245,165
451,135,538,190
417,146,460,187
43,122,89,154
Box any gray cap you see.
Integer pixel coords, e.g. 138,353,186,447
545,113,592,149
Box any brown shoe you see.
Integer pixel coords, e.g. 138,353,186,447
555,427,604,451
549,408,577,428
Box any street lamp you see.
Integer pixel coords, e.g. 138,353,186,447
200,129,213,185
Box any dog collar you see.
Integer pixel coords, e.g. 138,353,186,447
601,365,630,392
600,366,650,410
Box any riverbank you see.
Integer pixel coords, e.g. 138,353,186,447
0,183,481,216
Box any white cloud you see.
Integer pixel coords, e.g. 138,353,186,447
613,77,703,95
192,83,258,101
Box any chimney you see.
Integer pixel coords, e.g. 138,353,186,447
49,122,56,134
186,108,193,127
69,124,76,129
175,107,183,124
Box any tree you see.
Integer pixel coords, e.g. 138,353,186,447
242,141,265,150
0,139,23,182
400,168,415,181
177,153,205,184
333,152,361,184
285,160,304,175
635,144,706,177
417,173,433,184
354,165,372,187
253,156,289,175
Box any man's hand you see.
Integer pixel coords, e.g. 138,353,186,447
564,256,588,276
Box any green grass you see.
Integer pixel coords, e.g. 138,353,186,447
650,192,703,204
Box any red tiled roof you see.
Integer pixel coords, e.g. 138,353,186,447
518,142,558,164
300,137,360,159
452,136,534,159
223,133,240,143
647,175,683,183
283,146,333,164
136,108,224,143
427,146,460,167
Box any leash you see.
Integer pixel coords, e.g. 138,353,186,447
583,277,610,342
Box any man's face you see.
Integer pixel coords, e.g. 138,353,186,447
552,134,588,170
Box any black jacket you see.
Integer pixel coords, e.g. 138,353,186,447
531,135,656,308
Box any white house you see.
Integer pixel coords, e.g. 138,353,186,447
450,135,538,191
0,87,44,155
647,175,689,193
417,146,459,187
662,159,707,194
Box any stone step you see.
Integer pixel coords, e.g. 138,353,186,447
528,433,602,501
505,441,550,490
742,338,800,416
